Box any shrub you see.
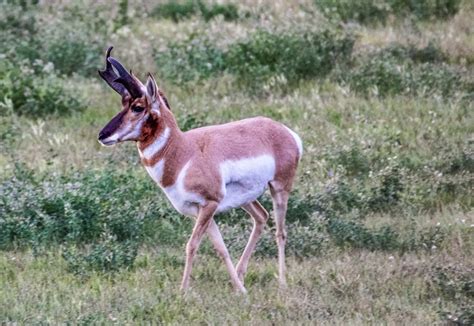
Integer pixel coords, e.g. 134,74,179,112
0,3,108,77
226,29,354,89
151,0,240,22
390,0,461,21
326,218,400,250
0,165,183,250
0,59,86,117
314,0,391,25
432,265,474,325
62,239,138,275
155,28,353,90
343,45,470,98
314,0,461,25
152,0,197,22
154,34,226,84
200,2,239,22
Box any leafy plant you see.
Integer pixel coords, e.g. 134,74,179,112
152,0,240,22
226,29,354,90
315,0,461,25
0,59,86,117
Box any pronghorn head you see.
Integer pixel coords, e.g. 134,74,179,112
97,47,167,146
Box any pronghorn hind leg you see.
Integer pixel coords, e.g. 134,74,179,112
236,200,269,283
206,219,247,293
181,201,218,292
269,181,290,287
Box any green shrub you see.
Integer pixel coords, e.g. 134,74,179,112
0,59,86,117
326,218,400,250
155,34,226,84
432,265,474,324
381,42,446,63
155,29,353,90
226,29,354,89
315,0,461,24
152,0,240,22
314,0,391,25
200,2,239,22
0,165,183,250
62,239,138,275
390,0,461,20
0,3,107,77
152,0,197,22
344,46,470,98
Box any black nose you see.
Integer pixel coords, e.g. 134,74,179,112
98,130,111,141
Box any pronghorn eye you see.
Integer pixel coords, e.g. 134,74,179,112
132,106,145,113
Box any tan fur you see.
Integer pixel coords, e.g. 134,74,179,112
138,107,300,197
100,77,301,293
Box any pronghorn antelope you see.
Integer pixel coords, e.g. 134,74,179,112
98,47,303,293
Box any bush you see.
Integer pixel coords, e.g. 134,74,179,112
152,0,240,22
432,265,474,325
315,0,461,25
0,165,183,250
226,29,354,89
152,0,197,22
0,3,107,77
314,0,391,25
343,45,470,98
62,239,138,275
154,34,226,84
390,0,461,21
327,218,400,250
0,59,86,117
200,2,239,22
155,28,353,90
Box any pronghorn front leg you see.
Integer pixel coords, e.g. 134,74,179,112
181,201,218,291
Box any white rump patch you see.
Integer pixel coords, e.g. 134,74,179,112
139,127,170,160
217,155,276,213
284,126,303,159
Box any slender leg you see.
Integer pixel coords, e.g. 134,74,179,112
236,200,269,283
180,201,218,291
269,182,290,287
206,219,247,293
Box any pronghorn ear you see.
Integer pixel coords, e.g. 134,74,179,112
145,73,158,102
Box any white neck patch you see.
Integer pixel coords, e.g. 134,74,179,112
139,127,170,160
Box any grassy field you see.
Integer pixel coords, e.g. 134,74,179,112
0,0,473,324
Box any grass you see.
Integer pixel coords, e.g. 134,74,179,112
0,0,473,324
1,231,472,324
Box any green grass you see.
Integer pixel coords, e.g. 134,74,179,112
0,0,473,324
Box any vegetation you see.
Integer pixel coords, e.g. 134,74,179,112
0,0,472,324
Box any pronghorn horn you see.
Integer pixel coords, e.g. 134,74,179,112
107,57,143,99
98,46,127,96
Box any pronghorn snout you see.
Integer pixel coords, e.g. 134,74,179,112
98,110,127,146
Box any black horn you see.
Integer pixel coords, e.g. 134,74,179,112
98,46,143,99
98,46,127,96
107,57,143,99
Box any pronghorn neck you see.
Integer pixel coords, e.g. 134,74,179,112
137,109,183,164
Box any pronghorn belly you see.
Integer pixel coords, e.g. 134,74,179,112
217,155,276,213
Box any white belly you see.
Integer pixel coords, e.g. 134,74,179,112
217,155,276,213
145,156,276,216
